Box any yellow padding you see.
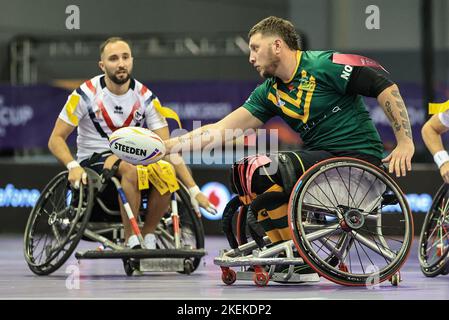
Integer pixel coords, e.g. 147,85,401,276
265,229,282,243
279,226,292,241
64,94,80,126
267,203,288,220
153,99,182,129
429,100,449,114
137,160,179,195
264,184,283,193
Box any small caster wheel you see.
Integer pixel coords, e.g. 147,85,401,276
221,268,237,285
253,271,269,287
183,259,194,275
441,263,449,275
123,259,140,276
390,273,401,286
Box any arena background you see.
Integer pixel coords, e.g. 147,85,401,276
0,0,448,237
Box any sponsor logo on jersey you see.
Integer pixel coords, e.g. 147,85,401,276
113,142,147,156
114,105,123,114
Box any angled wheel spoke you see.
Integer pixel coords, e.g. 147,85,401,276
351,231,396,261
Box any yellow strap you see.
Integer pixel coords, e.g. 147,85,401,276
145,161,180,195
153,99,182,129
136,165,149,190
146,164,170,195
151,161,179,193
429,100,449,115
64,94,80,126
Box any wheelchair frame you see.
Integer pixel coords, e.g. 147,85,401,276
215,157,413,287
24,168,206,276
419,183,449,277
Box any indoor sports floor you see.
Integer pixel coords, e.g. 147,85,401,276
1,235,448,300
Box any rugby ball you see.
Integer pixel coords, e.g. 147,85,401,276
109,127,165,165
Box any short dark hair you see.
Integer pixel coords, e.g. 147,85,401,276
248,16,300,50
99,37,131,57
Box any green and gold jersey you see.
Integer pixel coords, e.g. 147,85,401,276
243,50,384,160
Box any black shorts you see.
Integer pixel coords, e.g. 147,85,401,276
80,152,122,222
232,150,382,197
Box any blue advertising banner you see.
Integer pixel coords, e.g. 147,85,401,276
0,82,446,150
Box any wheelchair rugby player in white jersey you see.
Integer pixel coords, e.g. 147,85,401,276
45,37,216,274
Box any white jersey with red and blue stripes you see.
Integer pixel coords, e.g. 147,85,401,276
59,75,167,161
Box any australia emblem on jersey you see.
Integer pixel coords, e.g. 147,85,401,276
133,110,143,122
298,77,316,91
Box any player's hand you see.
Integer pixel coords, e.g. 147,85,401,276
195,192,217,215
189,185,217,218
68,167,87,189
440,162,449,184
382,141,414,177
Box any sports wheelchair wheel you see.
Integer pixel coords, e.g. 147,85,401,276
419,183,449,277
288,157,413,286
24,169,95,275
156,184,205,273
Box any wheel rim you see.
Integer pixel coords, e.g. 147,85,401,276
24,172,89,269
290,160,412,285
419,184,449,271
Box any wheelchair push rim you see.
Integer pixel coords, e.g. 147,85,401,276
288,157,413,286
418,183,449,276
23,170,94,275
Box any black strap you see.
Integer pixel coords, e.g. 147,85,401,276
221,196,242,249
100,159,122,192
277,152,297,195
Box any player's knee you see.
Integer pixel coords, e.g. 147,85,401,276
120,162,138,185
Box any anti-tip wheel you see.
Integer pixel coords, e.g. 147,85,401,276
221,268,237,285
253,271,269,287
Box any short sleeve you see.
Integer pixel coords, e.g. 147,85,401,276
145,96,168,130
58,90,87,126
439,111,449,128
242,83,276,123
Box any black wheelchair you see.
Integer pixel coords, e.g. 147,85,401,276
419,183,449,277
23,167,205,276
215,157,414,287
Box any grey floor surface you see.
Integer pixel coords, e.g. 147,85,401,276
1,235,448,300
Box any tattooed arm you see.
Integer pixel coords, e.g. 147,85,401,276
164,107,263,153
377,84,415,177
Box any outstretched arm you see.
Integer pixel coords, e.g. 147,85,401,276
164,107,264,153
153,126,217,215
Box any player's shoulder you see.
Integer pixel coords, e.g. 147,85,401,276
133,78,157,102
302,50,336,67
76,75,103,101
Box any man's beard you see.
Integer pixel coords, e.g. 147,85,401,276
107,69,131,85
261,52,280,79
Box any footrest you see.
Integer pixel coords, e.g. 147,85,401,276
75,248,206,260
236,271,320,283
139,258,185,272
214,257,304,267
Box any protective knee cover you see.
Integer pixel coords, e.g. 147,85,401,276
229,153,300,244
250,184,291,243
